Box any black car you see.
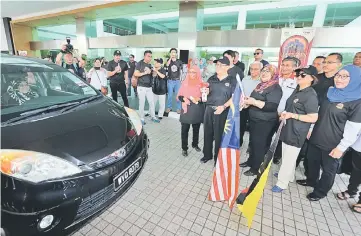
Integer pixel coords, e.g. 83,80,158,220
0,54,149,236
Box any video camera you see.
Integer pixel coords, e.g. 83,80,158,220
61,37,74,54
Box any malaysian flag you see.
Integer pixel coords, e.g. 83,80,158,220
208,77,244,209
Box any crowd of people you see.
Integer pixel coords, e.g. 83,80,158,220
52,45,361,214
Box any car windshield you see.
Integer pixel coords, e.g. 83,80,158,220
1,56,98,122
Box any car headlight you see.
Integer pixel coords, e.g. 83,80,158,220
0,150,82,183
124,107,143,135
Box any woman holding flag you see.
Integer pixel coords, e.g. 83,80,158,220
272,65,319,192
177,65,205,157
242,64,283,176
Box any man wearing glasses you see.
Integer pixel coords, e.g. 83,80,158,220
248,48,269,75
313,53,343,105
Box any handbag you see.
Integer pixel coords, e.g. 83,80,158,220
179,102,205,124
94,70,108,95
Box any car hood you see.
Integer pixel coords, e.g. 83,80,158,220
1,97,135,165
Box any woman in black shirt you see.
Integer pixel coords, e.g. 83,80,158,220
297,65,361,201
242,64,283,176
272,66,319,192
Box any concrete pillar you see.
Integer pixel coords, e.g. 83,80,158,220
178,1,203,59
136,19,142,35
75,17,88,55
313,3,328,27
237,9,247,30
1,17,15,54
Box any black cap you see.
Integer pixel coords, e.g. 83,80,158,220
295,65,318,76
114,50,121,56
154,58,163,64
213,57,230,66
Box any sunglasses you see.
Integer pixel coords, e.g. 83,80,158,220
295,72,308,78
253,52,261,55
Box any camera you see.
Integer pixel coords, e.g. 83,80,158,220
61,37,74,54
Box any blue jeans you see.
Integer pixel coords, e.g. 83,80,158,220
167,80,181,110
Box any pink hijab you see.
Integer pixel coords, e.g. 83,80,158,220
177,65,202,113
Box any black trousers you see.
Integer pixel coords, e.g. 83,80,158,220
307,143,341,198
239,109,249,147
127,76,137,96
347,149,361,201
249,119,276,173
273,121,282,163
181,123,201,151
110,83,129,107
203,106,228,162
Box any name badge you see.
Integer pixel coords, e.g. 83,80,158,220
293,98,299,103
336,103,344,109
225,83,230,87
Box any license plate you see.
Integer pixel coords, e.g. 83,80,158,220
113,157,142,191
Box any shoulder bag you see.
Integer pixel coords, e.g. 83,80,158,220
94,70,108,95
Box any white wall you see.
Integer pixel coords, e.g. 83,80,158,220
1,18,9,51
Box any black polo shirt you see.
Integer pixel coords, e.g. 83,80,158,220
128,61,136,77
310,98,361,151
168,59,183,80
135,59,153,87
228,66,244,81
234,61,245,72
206,74,237,106
248,84,282,122
107,60,128,84
280,86,319,148
313,73,335,105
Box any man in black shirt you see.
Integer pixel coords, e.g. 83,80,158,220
234,51,245,72
107,50,129,107
248,48,269,75
312,56,326,74
201,57,237,164
134,50,160,124
166,48,183,114
313,53,343,105
223,50,244,82
127,54,137,97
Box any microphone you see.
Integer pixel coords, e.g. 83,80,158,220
201,82,209,102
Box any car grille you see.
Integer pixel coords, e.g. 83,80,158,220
88,136,137,170
74,184,115,221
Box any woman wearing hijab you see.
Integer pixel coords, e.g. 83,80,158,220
242,64,283,176
297,65,361,201
177,65,204,157
271,65,319,192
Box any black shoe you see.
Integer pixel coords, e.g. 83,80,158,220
182,150,188,157
244,169,257,176
145,113,150,117
296,179,314,187
240,162,249,167
192,146,201,152
200,157,212,163
307,192,324,201
273,158,281,165
158,117,163,120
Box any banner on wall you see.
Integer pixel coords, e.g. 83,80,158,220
278,28,316,68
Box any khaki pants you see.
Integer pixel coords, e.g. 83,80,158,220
276,142,301,189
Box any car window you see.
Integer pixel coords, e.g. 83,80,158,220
1,61,98,121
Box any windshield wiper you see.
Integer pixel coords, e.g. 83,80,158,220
60,94,103,113
2,95,103,126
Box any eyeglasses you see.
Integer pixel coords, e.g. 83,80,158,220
322,61,338,65
261,69,271,73
295,72,307,78
253,52,261,55
335,73,350,80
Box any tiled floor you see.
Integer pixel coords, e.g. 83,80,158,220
73,116,361,236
